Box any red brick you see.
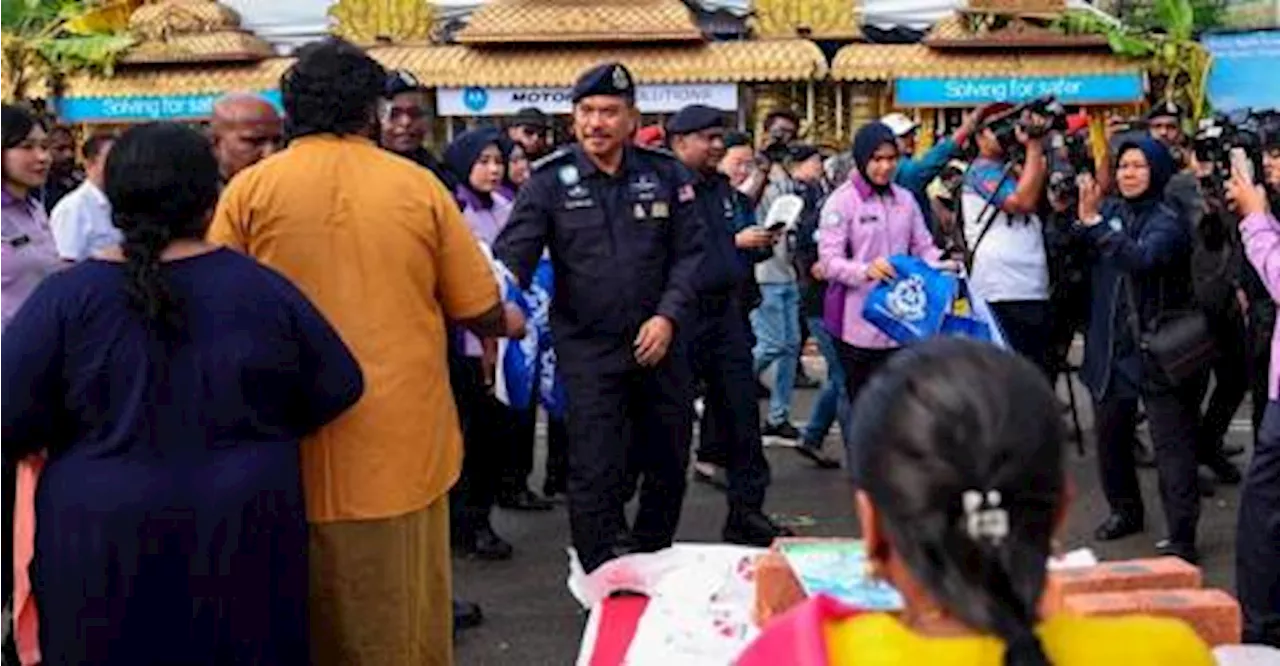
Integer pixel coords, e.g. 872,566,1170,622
1043,557,1202,613
1061,588,1241,646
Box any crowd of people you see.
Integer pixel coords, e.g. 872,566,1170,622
2,33,1279,665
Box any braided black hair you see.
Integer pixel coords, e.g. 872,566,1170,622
850,339,1064,666
103,122,220,332
280,37,386,140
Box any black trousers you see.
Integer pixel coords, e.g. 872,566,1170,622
504,408,569,497
1248,307,1275,443
835,341,898,476
835,341,898,409
690,296,771,513
989,300,1053,379
1238,401,1280,647
449,356,508,536
1094,377,1208,548
561,350,693,573
1200,312,1248,454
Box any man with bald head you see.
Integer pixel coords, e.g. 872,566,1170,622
211,92,283,182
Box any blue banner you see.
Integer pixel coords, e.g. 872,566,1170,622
1203,31,1280,111
894,73,1144,107
58,90,282,123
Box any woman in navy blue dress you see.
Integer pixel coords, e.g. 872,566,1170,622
1,122,364,664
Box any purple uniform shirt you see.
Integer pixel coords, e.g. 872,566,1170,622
1240,211,1280,400
2,187,61,329
817,174,943,349
457,187,513,357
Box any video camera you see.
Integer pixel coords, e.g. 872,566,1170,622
1046,131,1095,206
761,126,793,164
985,96,1070,160
1194,110,1266,197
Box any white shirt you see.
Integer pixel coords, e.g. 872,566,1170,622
49,181,119,261
960,188,1049,303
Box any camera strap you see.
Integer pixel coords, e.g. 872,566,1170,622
960,162,1017,272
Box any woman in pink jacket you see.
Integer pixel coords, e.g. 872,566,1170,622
817,122,949,412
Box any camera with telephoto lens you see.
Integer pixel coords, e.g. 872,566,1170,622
761,127,792,163
988,96,1070,165
1046,131,1095,207
1194,111,1265,197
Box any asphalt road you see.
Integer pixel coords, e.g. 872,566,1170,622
453,360,1251,665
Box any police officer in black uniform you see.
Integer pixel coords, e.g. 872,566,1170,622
380,69,457,190
665,105,791,546
493,63,706,573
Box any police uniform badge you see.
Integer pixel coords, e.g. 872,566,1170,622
558,165,580,186
821,210,842,229
634,203,647,220
651,201,670,218
612,66,630,90
677,184,695,203
1108,217,1122,232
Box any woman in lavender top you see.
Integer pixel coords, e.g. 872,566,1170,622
442,127,522,559
2,105,61,330
1231,170,1280,647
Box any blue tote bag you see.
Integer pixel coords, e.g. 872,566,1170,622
862,255,958,345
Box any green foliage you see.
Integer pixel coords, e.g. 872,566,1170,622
1054,0,1214,120
2,0,135,100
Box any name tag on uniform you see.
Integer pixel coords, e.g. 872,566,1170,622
858,214,881,225
566,198,595,210
651,201,670,219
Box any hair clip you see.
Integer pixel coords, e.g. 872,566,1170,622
962,489,1010,546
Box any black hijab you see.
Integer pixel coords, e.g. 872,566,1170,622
444,127,503,207
852,121,899,194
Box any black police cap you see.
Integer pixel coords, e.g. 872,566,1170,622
509,106,550,130
788,144,820,163
571,62,635,104
384,69,424,99
666,104,725,137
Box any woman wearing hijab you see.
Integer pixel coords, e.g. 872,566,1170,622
1076,138,1206,563
818,122,950,426
442,127,531,559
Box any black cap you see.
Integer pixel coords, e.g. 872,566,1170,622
509,107,550,130
571,62,635,104
666,104,725,137
788,144,820,163
1146,101,1184,122
384,69,424,99
723,131,752,149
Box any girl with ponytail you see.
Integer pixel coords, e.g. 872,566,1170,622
740,339,1214,666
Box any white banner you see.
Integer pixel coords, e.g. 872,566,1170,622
436,83,739,116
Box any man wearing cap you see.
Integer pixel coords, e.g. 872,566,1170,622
882,108,986,234
380,69,455,190
506,106,553,161
666,104,790,546
493,62,705,573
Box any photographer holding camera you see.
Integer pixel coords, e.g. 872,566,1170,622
960,104,1052,376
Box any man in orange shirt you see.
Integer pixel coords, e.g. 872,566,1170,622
208,38,523,666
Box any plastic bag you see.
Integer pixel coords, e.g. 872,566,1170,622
862,255,958,345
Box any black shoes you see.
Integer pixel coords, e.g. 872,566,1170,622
723,509,794,547
453,599,484,633
1094,513,1144,541
1203,454,1242,485
795,442,841,469
498,488,555,512
454,524,514,561
762,421,801,440
1156,539,1201,565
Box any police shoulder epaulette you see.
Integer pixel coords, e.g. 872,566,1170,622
531,147,574,171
